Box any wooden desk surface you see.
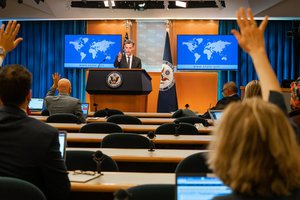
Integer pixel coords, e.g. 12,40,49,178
31,116,175,125
46,123,213,133
67,133,213,145
30,111,173,118
71,172,175,192
67,147,206,163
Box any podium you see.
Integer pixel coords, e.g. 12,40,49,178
86,69,152,112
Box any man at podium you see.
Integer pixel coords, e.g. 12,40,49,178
114,39,142,69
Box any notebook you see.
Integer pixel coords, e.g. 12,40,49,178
81,103,89,118
176,174,232,200
58,131,67,161
208,110,223,122
28,98,44,111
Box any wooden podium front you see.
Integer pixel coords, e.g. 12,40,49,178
86,69,152,112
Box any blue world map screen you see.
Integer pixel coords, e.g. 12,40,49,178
177,35,238,71
64,34,122,68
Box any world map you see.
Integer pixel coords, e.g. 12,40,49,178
182,37,231,63
69,37,115,62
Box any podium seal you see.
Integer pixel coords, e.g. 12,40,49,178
106,72,123,88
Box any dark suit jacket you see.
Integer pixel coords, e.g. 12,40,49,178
0,105,70,200
113,55,142,68
44,87,86,123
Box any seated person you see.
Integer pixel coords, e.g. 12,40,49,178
244,80,262,99
208,98,300,200
0,64,70,200
44,73,85,123
201,81,241,118
289,77,300,127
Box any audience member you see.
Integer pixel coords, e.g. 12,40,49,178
44,73,86,123
244,80,262,99
0,64,70,200
0,20,23,66
172,104,197,118
207,7,300,200
208,98,300,199
289,77,300,127
201,81,240,118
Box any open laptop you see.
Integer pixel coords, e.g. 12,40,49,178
28,98,44,112
58,131,67,161
81,103,89,118
176,173,232,200
208,110,223,122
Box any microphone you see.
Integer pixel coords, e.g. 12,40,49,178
174,120,181,137
92,150,104,175
113,189,131,200
93,103,98,112
147,131,156,152
98,58,106,68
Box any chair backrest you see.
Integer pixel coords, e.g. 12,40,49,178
107,114,142,125
175,152,212,174
40,109,49,116
79,122,123,133
175,116,209,127
46,113,79,123
114,184,175,200
93,108,124,117
0,176,46,200
66,150,119,171
155,122,199,135
101,133,151,149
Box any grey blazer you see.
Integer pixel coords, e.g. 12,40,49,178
44,87,86,123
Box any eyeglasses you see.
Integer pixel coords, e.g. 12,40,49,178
72,170,96,176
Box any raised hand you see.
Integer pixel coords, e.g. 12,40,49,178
52,73,61,89
231,8,268,56
0,21,23,55
117,51,122,62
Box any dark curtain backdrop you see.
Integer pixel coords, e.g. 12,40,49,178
218,20,299,99
2,20,87,101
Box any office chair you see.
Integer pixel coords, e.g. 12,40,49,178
101,133,151,149
114,184,175,200
175,116,209,127
93,108,124,117
40,109,49,116
79,122,123,133
66,150,119,171
155,122,199,135
46,113,80,123
175,152,212,174
107,114,142,125
0,176,46,200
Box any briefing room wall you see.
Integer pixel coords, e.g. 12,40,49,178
86,20,219,113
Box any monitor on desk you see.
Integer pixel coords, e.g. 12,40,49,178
81,103,89,118
58,131,67,160
208,110,223,122
28,98,44,111
176,173,232,200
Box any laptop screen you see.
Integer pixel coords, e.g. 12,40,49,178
29,98,44,111
58,131,67,160
81,103,89,118
208,110,223,121
176,174,232,200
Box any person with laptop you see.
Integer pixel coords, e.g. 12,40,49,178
0,64,70,200
201,81,241,119
208,8,300,200
44,72,86,123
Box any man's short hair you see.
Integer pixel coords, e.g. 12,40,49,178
0,64,31,106
225,81,238,93
125,39,135,46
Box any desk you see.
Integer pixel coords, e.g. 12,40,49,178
31,116,175,125
47,123,213,133
71,172,174,192
67,133,212,145
67,148,205,163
